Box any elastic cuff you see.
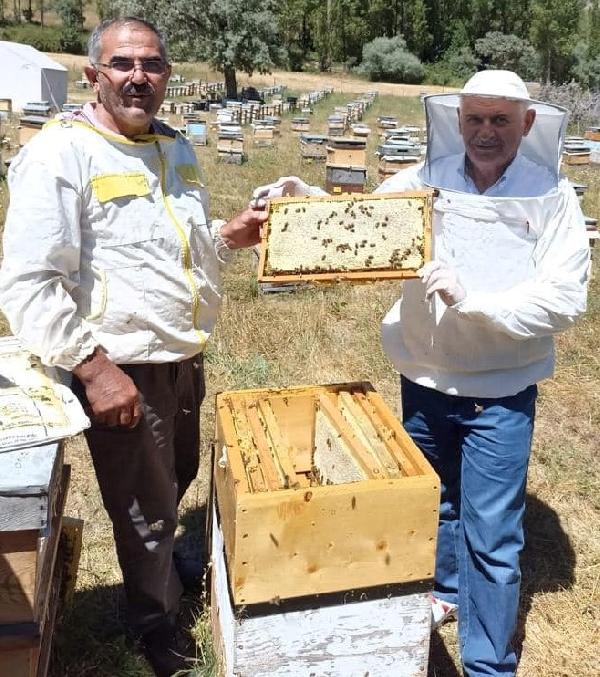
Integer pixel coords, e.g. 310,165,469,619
212,219,234,264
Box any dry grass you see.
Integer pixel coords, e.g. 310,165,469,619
0,75,597,676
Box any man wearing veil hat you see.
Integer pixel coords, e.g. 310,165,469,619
252,70,589,676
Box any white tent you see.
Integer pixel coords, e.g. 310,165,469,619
0,41,67,112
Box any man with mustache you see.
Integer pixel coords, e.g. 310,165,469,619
253,71,589,676
0,17,267,676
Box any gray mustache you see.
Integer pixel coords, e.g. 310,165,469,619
122,82,155,96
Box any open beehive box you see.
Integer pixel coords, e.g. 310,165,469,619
257,191,434,285
213,382,440,605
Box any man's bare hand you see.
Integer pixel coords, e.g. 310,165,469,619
73,348,142,428
219,202,269,249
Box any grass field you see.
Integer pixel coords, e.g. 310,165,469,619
0,74,598,677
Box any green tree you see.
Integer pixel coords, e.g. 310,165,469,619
404,0,432,60
475,32,540,80
277,0,312,70
54,0,84,53
355,34,424,83
530,0,583,82
110,0,284,99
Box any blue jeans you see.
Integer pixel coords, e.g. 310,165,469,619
401,376,537,677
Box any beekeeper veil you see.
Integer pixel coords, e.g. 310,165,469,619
421,70,569,195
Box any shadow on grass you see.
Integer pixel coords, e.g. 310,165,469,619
49,582,152,677
516,492,576,657
428,630,461,677
50,504,210,677
50,495,574,676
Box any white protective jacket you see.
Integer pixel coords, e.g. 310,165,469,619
379,94,589,398
0,116,225,370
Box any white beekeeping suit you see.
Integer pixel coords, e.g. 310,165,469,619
379,85,589,398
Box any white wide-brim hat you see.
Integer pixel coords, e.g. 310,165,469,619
460,69,532,102
420,70,569,191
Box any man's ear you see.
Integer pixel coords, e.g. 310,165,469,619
84,64,99,91
523,108,536,136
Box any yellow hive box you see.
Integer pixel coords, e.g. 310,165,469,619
257,190,434,285
213,382,440,606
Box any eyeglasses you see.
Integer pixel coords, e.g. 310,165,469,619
92,57,169,75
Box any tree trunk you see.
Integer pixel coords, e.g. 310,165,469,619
224,65,238,100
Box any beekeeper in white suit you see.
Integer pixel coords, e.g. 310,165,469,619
253,70,589,677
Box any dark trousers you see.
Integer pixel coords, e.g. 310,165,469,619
72,355,205,635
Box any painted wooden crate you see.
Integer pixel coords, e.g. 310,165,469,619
300,133,327,160
210,500,432,677
0,442,72,677
562,151,590,165
291,117,310,133
257,190,434,285
326,138,367,168
213,382,440,607
325,164,367,194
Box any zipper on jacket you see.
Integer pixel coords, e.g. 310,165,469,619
155,141,207,346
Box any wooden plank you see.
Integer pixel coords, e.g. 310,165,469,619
211,502,431,677
317,394,380,479
215,398,250,494
214,407,245,587
0,530,38,624
243,399,283,491
33,465,70,625
365,391,436,476
58,517,84,606
228,397,268,493
36,534,66,677
338,391,402,478
0,645,38,677
257,400,300,489
352,391,419,477
267,395,314,473
232,476,439,604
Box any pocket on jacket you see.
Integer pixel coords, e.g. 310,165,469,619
91,173,151,203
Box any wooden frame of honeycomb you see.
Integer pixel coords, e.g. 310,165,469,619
257,190,434,284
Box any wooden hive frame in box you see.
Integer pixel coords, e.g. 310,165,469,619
213,382,440,606
257,190,434,285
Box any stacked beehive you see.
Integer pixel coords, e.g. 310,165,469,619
325,136,367,193
327,114,346,137
217,124,245,164
290,116,310,134
211,382,439,676
252,120,276,147
299,132,328,161
185,119,208,146
562,136,591,165
0,442,80,677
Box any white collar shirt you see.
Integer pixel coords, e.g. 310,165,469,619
427,152,557,197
